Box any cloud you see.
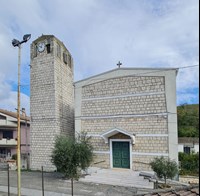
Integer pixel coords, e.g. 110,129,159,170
0,0,199,113
177,66,199,90
0,74,12,100
0,84,30,115
177,91,199,105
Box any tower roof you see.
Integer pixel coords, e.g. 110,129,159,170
32,34,72,55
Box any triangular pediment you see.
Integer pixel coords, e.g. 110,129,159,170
100,128,135,144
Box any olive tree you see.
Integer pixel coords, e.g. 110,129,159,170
51,132,93,196
150,156,178,186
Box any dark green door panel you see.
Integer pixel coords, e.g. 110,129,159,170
113,142,122,168
113,142,130,169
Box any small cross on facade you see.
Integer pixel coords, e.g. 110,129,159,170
117,61,122,68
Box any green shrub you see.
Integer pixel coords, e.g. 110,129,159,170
179,152,199,175
150,156,178,185
12,154,17,160
51,132,93,196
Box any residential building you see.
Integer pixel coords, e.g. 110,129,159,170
0,109,30,168
178,137,199,154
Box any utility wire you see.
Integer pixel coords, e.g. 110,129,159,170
13,64,200,87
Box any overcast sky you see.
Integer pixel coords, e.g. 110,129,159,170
0,0,199,114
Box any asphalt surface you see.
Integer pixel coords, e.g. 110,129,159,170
0,171,151,196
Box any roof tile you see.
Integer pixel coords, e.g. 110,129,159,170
142,186,199,196
0,109,30,121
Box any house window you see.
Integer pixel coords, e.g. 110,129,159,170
184,146,191,154
0,148,6,158
0,115,6,119
3,131,13,139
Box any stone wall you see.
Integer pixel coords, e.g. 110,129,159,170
82,76,165,99
92,154,110,169
132,155,156,171
30,35,74,171
82,94,166,116
91,137,110,151
81,116,167,135
133,136,168,153
76,73,171,171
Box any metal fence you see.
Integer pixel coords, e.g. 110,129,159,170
0,154,6,158
0,163,10,195
0,166,140,196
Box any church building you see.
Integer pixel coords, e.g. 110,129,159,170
75,68,178,171
30,35,178,171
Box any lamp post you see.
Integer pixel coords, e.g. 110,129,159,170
12,34,31,196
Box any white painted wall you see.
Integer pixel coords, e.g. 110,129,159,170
178,144,199,153
194,144,199,153
178,144,184,152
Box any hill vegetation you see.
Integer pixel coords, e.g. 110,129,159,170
177,104,199,137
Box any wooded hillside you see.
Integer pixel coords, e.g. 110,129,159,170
177,104,199,137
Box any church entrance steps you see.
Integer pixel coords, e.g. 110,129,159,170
80,168,154,189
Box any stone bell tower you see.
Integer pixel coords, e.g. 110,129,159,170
30,35,74,170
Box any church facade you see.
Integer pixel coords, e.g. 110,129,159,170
30,35,178,171
75,68,178,171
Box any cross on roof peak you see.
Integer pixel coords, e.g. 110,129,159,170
117,61,122,68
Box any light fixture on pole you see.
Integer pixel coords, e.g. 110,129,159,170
12,34,31,196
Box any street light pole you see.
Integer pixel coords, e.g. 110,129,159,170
12,34,31,196
17,43,21,196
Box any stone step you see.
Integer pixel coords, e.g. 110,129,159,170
80,169,154,189
84,175,148,183
81,178,153,189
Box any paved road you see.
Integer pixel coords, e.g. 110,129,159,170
0,171,151,196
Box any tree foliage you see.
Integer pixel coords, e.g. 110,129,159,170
150,156,178,185
51,132,93,196
177,104,199,137
179,152,199,175
51,132,93,179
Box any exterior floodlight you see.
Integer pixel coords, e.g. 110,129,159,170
12,39,20,47
23,34,31,42
12,34,31,47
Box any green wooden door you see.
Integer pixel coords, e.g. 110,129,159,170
112,142,130,169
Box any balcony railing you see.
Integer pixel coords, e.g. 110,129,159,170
0,138,17,145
